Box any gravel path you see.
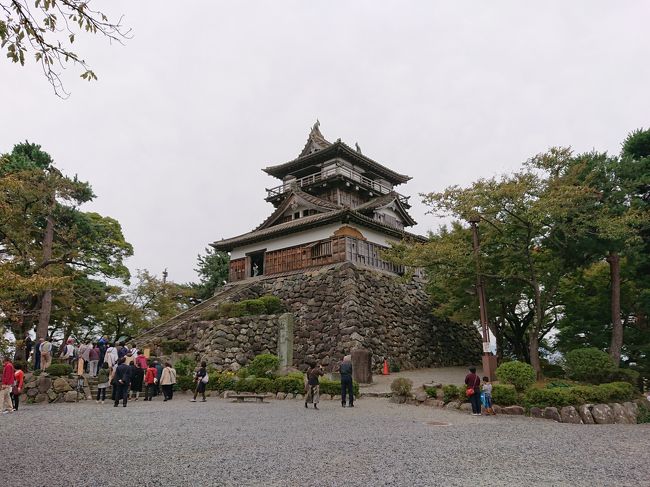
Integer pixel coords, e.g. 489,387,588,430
3,395,649,486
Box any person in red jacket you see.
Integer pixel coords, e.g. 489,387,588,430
11,363,24,411
1,357,15,414
144,362,157,401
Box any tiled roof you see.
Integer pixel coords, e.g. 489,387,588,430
253,188,341,231
263,141,411,185
212,208,425,251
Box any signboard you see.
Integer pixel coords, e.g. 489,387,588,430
482,342,491,353
143,347,150,358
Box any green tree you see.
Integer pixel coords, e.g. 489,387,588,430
192,247,229,301
0,0,130,96
0,142,132,354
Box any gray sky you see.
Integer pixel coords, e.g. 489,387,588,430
2,1,649,284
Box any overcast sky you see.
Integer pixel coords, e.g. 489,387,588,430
2,1,649,284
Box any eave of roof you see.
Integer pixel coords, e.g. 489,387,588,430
263,141,411,185
353,192,417,227
254,188,341,231
212,209,426,252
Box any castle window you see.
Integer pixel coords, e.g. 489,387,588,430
310,240,332,258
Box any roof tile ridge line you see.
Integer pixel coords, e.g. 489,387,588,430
337,141,411,181
292,186,342,209
254,189,341,231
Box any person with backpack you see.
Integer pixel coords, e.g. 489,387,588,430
191,362,209,402
129,361,144,401
464,366,482,416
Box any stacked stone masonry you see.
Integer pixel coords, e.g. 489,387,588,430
136,263,482,371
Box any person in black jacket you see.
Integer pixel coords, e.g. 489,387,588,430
113,357,131,408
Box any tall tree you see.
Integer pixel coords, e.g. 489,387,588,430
192,247,229,301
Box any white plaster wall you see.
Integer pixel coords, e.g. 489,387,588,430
230,221,400,259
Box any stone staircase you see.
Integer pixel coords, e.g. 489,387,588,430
133,280,263,346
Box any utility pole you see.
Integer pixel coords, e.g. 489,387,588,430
469,215,495,381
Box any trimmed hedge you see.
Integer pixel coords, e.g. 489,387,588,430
523,381,635,408
320,378,359,397
496,361,535,392
200,295,285,320
45,363,72,376
564,348,615,384
275,375,305,394
247,353,280,379
442,384,462,403
491,384,518,406
609,368,640,389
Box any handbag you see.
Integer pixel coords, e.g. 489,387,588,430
201,373,209,384
466,387,474,397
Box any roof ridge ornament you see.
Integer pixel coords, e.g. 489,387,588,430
298,119,331,157
355,142,362,154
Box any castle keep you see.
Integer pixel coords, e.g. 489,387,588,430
136,124,481,370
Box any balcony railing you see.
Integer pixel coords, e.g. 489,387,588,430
266,164,408,205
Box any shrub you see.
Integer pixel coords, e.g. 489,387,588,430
425,387,439,398
564,348,615,384
234,377,275,393
495,361,535,392
161,339,190,354
390,378,413,397
45,363,72,376
237,367,250,379
541,361,565,379
389,361,401,373
175,375,196,392
275,375,305,394
638,402,650,424
259,295,284,314
320,378,359,397
491,384,517,406
200,308,221,321
597,381,635,402
609,368,640,389
524,387,575,408
243,299,266,315
173,356,196,377
208,372,236,391
442,384,461,403
248,354,280,378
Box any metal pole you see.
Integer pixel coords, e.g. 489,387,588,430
469,217,494,381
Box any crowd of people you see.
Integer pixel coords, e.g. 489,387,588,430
2,335,359,413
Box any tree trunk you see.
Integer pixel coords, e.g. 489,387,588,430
36,214,54,340
529,285,543,380
607,251,623,365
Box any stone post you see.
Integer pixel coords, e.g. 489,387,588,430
351,348,372,384
277,313,294,369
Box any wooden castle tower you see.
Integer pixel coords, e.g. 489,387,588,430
213,122,425,281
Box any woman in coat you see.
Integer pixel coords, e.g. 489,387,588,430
159,362,177,401
129,362,145,400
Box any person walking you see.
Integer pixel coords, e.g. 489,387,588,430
144,362,157,401
105,343,118,370
1,357,15,414
34,338,42,370
191,362,208,402
154,360,163,397
305,363,324,410
24,335,33,365
465,366,482,416
97,336,108,370
11,363,24,411
79,341,91,374
129,362,144,401
113,358,131,408
96,363,110,404
135,351,148,369
40,338,52,370
339,355,354,408
159,362,176,402
61,339,75,366
88,344,100,377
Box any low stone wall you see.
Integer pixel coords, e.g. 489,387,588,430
22,373,89,404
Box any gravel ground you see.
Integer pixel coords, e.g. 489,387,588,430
361,366,482,394
2,395,649,487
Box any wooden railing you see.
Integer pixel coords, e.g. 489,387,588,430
266,164,409,205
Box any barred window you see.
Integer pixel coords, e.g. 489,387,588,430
310,240,332,258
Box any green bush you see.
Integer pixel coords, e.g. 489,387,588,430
496,361,536,392
540,360,565,379
425,387,439,398
45,363,72,376
609,368,640,389
243,299,266,315
389,361,401,373
442,384,462,403
390,378,413,396
208,372,236,391
175,375,196,391
564,348,616,384
491,384,518,406
319,378,359,397
200,308,221,321
237,367,250,379
259,295,284,314
638,402,650,424
234,377,275,393
275,375,305,394
173,356,196,377
161,339,190,354
524,382,636,408
248,354,280,378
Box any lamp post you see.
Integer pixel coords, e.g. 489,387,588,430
469,215,494,381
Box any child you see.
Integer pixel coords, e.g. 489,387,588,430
482,376,494,415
